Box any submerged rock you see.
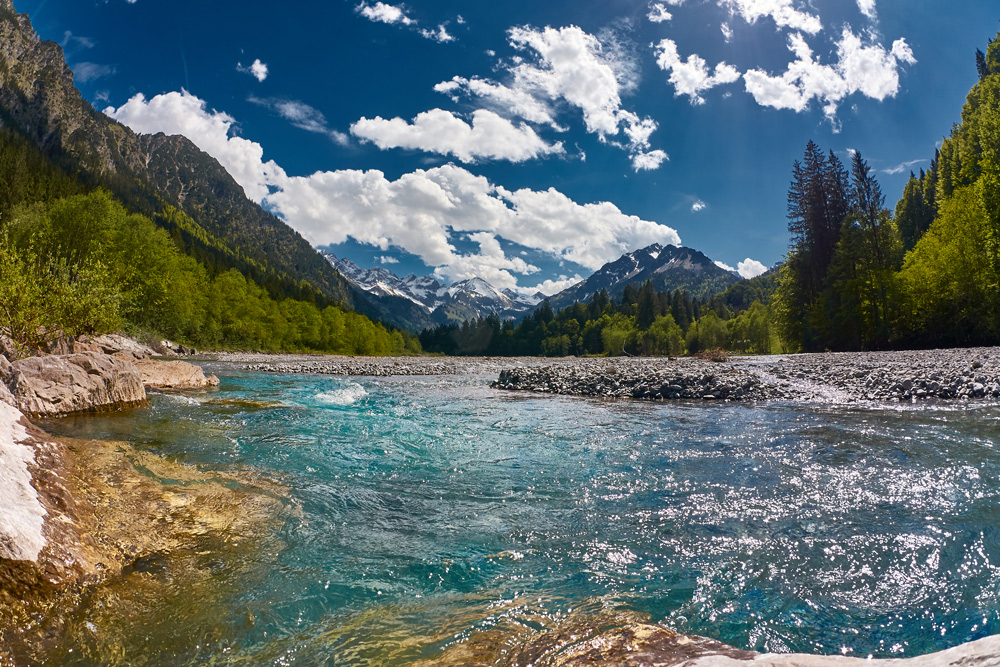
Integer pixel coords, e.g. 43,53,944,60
416,609,1000,666
5,352,147,418
0,404,290,663
135,359,220,390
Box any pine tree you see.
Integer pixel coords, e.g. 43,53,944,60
978,48,989,81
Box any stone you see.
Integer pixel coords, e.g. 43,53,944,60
134,359,220,391
7,353,147,418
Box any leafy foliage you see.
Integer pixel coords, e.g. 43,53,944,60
0,191,420,355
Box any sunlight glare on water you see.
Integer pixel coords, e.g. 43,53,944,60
40,365,1000,665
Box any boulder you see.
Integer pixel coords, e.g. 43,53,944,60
44,334,155,361
6,353,147,418
0,400,288,659
134,359,219,390
0,356,14,407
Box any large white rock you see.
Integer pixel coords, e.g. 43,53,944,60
0,401,46,562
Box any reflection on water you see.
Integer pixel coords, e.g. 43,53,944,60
38,365,1000,664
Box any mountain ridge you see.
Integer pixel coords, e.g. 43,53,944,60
323,252,541,325
543,243,743,312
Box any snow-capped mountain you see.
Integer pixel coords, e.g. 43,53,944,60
544,243,743,312
322,252,541,324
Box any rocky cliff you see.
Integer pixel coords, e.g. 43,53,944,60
0,0,354,309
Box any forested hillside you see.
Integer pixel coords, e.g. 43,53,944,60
775,30,1000,351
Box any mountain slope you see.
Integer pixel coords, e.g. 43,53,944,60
324,253,540,325
544,243,742,312
0,0,363,309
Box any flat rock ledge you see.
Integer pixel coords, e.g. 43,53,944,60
4,352,148,418
492,348,1000,404
135,358,219,390
421,611,1000,666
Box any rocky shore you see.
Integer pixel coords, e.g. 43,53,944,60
492,347,1000,404
0,334,274,663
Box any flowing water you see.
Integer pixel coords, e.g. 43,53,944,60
37,364,1000,665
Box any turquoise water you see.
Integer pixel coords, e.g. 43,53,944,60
42,364,1000,664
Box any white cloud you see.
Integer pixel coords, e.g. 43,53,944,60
237,58,268,82
655,39,741,104
647,3,674,23
104,90,283,202
248,96,349,145
107,89,680,291
857,0,877,21
721,23,734,43
266,165,682,280
692,199,707,212
378,255,399,264
506,25,664,169
350,109,564,163
434,76,559,126
371,25,665,172
523,274,584,297
420,24,454,43
73,62,116,83
718,0,822,34
737,258,768,279
882,158,925,175
356,1,414,25
632,150,668,171
743,28,916,127
715,260,735,271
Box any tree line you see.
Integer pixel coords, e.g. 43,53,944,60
419,278,780,357
0,125,421,356
776,29,1000,351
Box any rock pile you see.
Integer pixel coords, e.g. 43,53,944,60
493,361,789,401
492,348,1000,404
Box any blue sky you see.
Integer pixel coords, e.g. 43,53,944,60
18,0,1000,294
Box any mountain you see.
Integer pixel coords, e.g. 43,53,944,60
544,243,743,312
323,252,541,325
0,0,434,332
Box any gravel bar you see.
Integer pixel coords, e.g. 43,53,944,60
493,347,1000,403
208,347,1000,404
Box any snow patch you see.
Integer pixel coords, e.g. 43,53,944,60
0,402,47,562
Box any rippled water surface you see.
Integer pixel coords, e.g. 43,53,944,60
41,364,1000,664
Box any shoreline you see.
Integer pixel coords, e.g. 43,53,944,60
210,346,1000,405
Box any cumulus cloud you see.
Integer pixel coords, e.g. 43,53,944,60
104,90,283,202
420,24,454,43
721,23,734,43
655,39,741,104
73,62,116,83
350,109,564,163
373,25,664,171
632,150,668,171
715,260,736,272
857,0,877,21
107,90,681,290
435,76,559,127
237,59,268,82
378,255,399,264
718,0,822,34
647,3,674,23
737,258,768,278
743,28,916,127
692,199,707,212
506,25,665,169
524,274,585,297
356,1,413,25
266,164,682,283
249,96,349,145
